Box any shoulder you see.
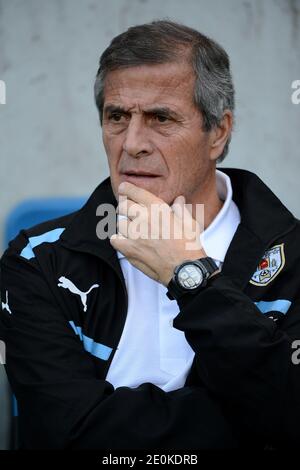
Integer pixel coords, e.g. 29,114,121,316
1,210,79,264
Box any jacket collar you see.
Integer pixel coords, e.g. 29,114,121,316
60,168,296,288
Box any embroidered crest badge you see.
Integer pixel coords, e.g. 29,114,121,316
250,243,285,287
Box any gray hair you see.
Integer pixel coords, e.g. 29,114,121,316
94,20,235,163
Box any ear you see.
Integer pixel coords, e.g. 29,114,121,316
209,110,233,162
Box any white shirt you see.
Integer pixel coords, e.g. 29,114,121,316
105,170,241,392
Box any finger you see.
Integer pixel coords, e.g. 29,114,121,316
171,195,185,218
172,195,198,228
117,217,130,238
118,181,162,207
172,195,196,229
110,233,127,241
118,198,145,221
110,233,133,256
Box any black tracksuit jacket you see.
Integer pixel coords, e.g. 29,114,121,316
0,168,300,450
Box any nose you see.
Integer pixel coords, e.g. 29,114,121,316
122,115,153,158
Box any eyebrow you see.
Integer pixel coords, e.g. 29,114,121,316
103,104,182,120
104,105,129,115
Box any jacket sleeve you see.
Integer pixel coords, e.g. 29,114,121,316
173,272,300,447
0,241,237,450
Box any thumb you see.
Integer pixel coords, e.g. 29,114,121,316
171,195,201,238
171,195,186,219
172,195,194,223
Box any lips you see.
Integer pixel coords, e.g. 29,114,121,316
121,171,162,184
122,171,160,177
120,172,161,186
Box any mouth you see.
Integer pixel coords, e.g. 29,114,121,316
120,171,161,183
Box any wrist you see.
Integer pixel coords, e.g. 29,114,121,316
160,250,206,287
166,257,220,300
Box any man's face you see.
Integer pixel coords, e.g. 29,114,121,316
102,61,216,205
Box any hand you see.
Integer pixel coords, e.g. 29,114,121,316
110,182,207,286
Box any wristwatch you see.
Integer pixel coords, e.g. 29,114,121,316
166,257,219,300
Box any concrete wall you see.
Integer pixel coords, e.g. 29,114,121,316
0,0,299,449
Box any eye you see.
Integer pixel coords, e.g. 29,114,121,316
155,114,169,123
108,113,126,122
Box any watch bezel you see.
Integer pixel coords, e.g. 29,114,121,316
174,260,206,290
166,257,219,301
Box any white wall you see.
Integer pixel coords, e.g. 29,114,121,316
0,0,299,449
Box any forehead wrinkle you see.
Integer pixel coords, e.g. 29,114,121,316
104,68,194,101
103,65,197,118
105,87,191,113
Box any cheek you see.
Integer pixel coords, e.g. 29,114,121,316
160,136,196,177
102,132,123,166
173,132,209,170
160,134,210,194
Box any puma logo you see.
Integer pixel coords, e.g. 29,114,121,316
57,276,99,312
1,290,12,314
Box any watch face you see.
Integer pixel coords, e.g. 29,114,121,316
177,263,204,289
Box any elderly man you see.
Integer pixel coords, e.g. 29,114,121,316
1,20,300,450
